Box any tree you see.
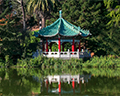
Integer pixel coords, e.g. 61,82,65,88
103,0,120,55
104,0,120,28
0,0,12,18
0,0,14,61
0,17,40,62
11,0,27,31
27,0,58,28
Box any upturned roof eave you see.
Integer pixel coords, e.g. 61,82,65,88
34,11,91,38
38,18,62,38
37,32,91,38
37,33,81,38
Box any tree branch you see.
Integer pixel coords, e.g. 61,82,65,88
16,0,21,4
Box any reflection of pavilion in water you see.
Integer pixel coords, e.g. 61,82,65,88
43,74,91,94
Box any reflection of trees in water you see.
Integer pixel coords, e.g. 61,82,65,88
0,69,29,95
0,68,120,95
0,69,42,95
82,68,120,77
84,76,120,95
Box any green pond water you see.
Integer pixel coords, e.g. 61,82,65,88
0,68,120,96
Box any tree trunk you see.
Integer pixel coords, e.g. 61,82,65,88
39,11,46,28
21,0,26,31
42,17,45,28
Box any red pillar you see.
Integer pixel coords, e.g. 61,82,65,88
72,38,75,52
58,38,61,52
46,39,48,52
79,41,81,52
46,80,48,93
72,78,75,89
72,78,75,94
58,81,61,93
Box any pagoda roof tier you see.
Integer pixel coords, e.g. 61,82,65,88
34,10,91,38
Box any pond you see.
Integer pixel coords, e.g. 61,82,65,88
0,68,120,96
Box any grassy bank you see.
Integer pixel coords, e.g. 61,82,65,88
0,55,120,68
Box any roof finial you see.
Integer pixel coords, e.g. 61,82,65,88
59,10,62,18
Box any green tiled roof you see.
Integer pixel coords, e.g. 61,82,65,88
34,11,91,38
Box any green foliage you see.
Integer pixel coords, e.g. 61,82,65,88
8,55,119,69
21,31,40,58
27,0,58,13
0,0,12,18
16,55,44,67
27,0,59,28
82,56,120,68
0,15,40,61
0,61,4,66
102,0,120,55
50,43,58,51
0,18,21,56
64,43,71,51
104,0,120,27
11,0,28,18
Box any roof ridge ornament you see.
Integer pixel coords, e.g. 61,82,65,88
59,10,62,18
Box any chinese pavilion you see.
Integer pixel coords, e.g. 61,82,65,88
33,10,91,59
